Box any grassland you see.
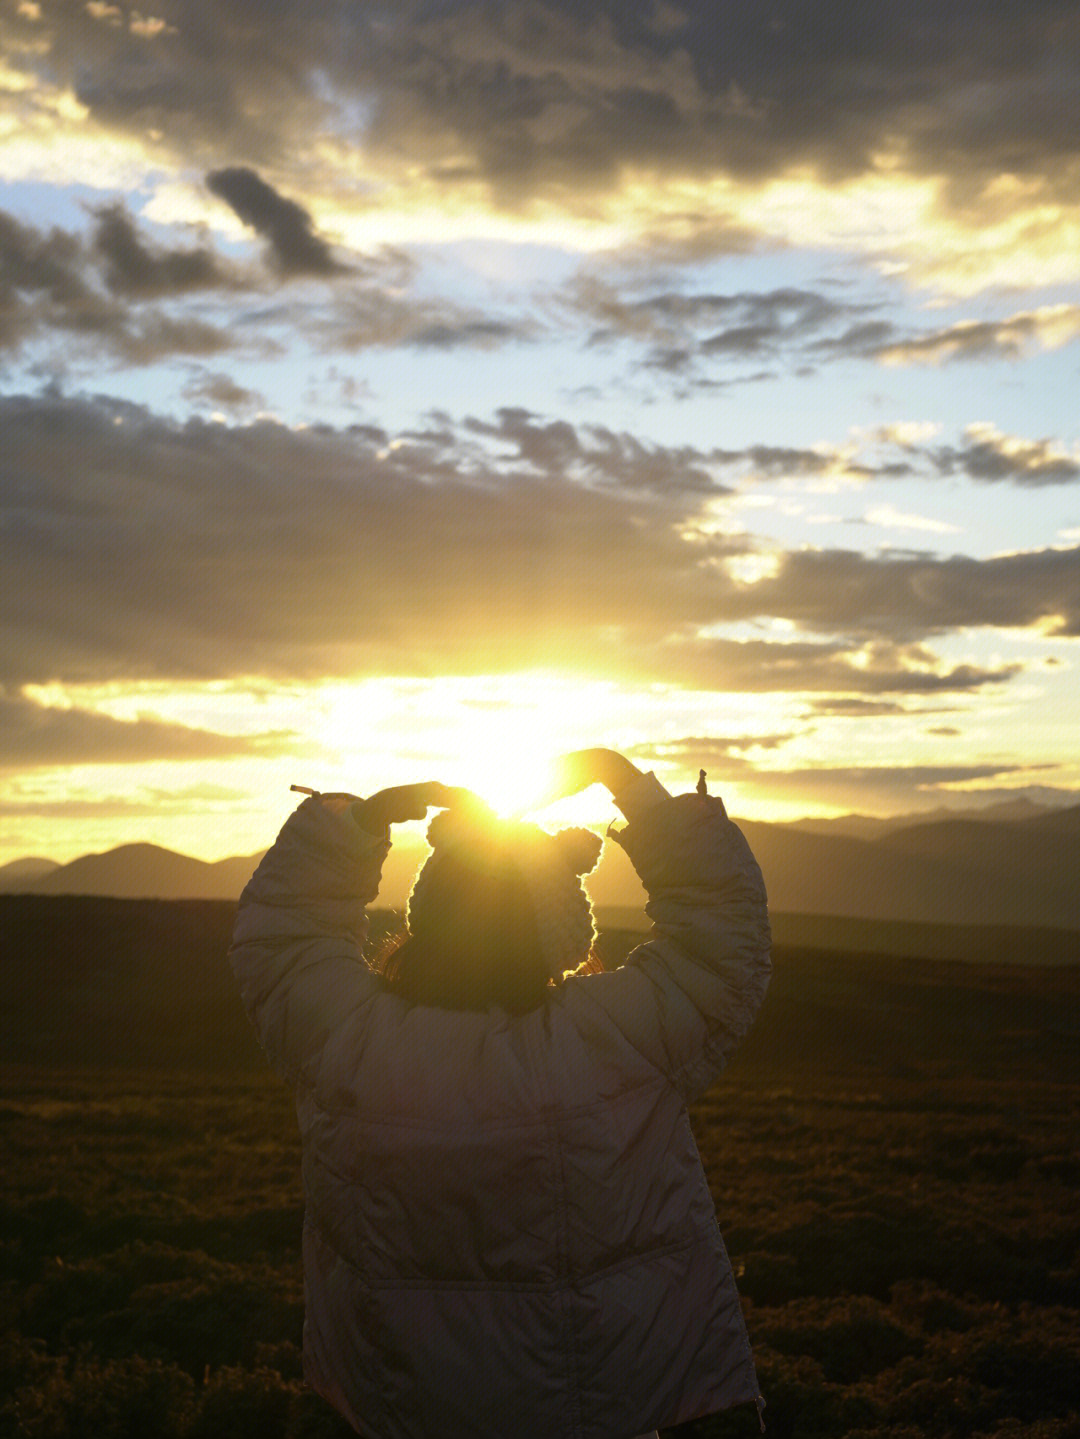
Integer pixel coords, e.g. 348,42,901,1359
1,905,1078,1438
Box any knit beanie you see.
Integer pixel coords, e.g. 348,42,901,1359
407,805,603,980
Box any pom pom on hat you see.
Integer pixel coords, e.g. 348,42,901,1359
553,826,603,876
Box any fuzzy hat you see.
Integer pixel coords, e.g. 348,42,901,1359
407,805,603,980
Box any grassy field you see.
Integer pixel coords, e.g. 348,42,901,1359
1,912,1078,1438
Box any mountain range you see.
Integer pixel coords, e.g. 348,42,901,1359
2,801,1079,931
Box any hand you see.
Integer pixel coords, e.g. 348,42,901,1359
350,782,481,832
548,749,641,801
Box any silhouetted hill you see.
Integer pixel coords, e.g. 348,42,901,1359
6,804,1080,928
1,895,1076,1078
0,857,59,891
737,818,1079,930
1009,801,1080,835
26,843,265,900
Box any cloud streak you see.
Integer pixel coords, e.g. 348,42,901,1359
0,689,294,769
2,393,1073,700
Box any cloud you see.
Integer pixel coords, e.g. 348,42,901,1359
4,1,1078,287
618,739,1045,810
182,370,264,410
0,790,248,820
805,698,939,718
721,547,1080,641
874,306,1080,365
0,204,527,363
0,205,238,362
575,280,862,349
91,204,227,297
1,393,1074,695
571,279,1080,382
738,763,1044,812
0,207,98,348
935,424,1080,486
464,407,729,494
0,391,745,685
570,278,885,378
0,688,295,768
206,166,345,275
620,638,1022,695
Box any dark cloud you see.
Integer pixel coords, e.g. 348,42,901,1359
806,698,946,718
0,205,524,363
572,278,1080,382
7,1,1077,241
620,637,1022,695
935,427,1080,486
464,407,729,494
0,391,743,686
571,278,882,377
0,208,104,349
1,393,1072,694
182,370,264,410
0,689,294,769
728,547,1080,640
576,283,859,348
206,167,344,275
92,204,226,297
354,1,1080,223
0,206,237,362
0,210,89,311
809,319,900,360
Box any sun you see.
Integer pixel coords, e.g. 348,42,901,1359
450,735,558,818
319,674,626,822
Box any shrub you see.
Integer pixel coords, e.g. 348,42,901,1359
7,1355,194,1439
187,1365,295,1439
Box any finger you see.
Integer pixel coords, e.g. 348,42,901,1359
420,782,487,811
546,751,602,799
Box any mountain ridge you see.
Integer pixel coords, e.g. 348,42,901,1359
3,803,1078,929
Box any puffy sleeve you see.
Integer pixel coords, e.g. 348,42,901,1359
228,796,391,1085
564,773,771,1103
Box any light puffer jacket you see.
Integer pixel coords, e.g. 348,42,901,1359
229,773,771,1439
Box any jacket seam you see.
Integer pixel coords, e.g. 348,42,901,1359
300,1069,671,1129
307,1219,697,1291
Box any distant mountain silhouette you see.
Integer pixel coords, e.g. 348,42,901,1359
25,843,266,901
6,804,1080,929
0,856,60,891
737,806,1080,930
785,797,1075,840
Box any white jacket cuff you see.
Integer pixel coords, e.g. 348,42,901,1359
613,769,670,824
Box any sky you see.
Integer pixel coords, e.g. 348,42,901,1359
1,0,1079,866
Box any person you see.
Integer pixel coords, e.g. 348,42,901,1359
229,748,772,1439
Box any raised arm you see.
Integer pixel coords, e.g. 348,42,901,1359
556,751,772,1103
229,783,474,1086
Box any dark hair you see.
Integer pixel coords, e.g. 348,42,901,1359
369,850,602,1013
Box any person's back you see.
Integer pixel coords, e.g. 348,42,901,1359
230,750,771,1439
